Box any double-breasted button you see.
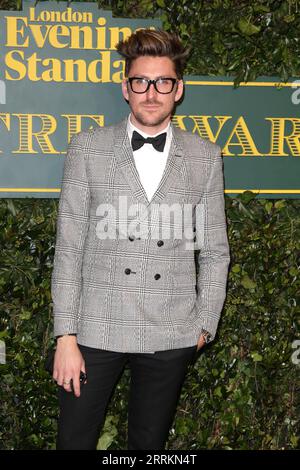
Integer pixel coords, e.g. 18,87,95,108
129,235,141,241
124,268,131,275
157,240,164,247
154,273,161,280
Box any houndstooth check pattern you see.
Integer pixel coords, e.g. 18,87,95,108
51,118,230,353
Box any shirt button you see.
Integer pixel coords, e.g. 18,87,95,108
128,235,135,241
154,273,161,280
157,240,164,247
124,268,131,275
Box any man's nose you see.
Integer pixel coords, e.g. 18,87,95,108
146,82,157,99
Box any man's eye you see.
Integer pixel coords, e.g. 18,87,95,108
135,78,147,84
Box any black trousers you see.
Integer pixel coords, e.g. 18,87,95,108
56,343,198,450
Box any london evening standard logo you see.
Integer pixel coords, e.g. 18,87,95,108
2,5,138,84
95,197,205,251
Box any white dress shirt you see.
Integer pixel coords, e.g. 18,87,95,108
127,114,172,203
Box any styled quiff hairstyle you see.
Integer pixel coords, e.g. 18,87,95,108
116,29,190,79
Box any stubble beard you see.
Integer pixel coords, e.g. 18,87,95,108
132,101,174,129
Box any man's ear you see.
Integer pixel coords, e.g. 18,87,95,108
175,79,184,103
122,79,129,101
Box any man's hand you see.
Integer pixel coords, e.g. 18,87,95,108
196,334,207,351
53,336,86,398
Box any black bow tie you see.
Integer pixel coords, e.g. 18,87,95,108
131,130,167,152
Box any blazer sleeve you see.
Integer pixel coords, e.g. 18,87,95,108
194,144,231,342
51,132,90,337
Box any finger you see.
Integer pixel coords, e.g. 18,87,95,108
72,374,81,398
197,340,205,351
56,375,64,387
57,376,72,392
63,380,72,393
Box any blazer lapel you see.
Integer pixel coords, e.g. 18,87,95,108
114,118,149,207
113,118,185,229
148,124,184,205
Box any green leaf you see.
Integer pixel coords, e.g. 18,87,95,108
20,311,32,321
283,15,295,23
97,431,116,450
289,267,298,277
241,275,257,290
265,201,273,214
253,5,270,13
274,200,286,210
232,264,241,273
251,352,263,362
97,415,118,450
240,191,257,205
0,330,9,339
214,386,223,398
238,18,261,36
290,435,299,448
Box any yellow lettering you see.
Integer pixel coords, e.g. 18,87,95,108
0,113,11,153
111,59,124,83
69,26,93,49
12,114,59,154
190,115,231,142
87,51,111,83
41,58,63,82
96,17,107,49
27,53,42,81
5,51,114,83
5,50,27,80
29,24,52,48
5,16,28,47
171,115,231,143
171,115,188,130
266,118,300,156
48,25,70,48
109,27,132,49
223,116,262,156
62,114,105,144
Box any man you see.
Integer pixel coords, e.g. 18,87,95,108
51,29,230,450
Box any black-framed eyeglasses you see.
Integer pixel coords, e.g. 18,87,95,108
127,77,178,94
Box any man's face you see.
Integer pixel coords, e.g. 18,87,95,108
122,56,184,135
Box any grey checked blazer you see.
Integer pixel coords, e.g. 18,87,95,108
51,117,230,353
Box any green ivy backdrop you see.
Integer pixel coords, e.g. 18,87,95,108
0,0,299,450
